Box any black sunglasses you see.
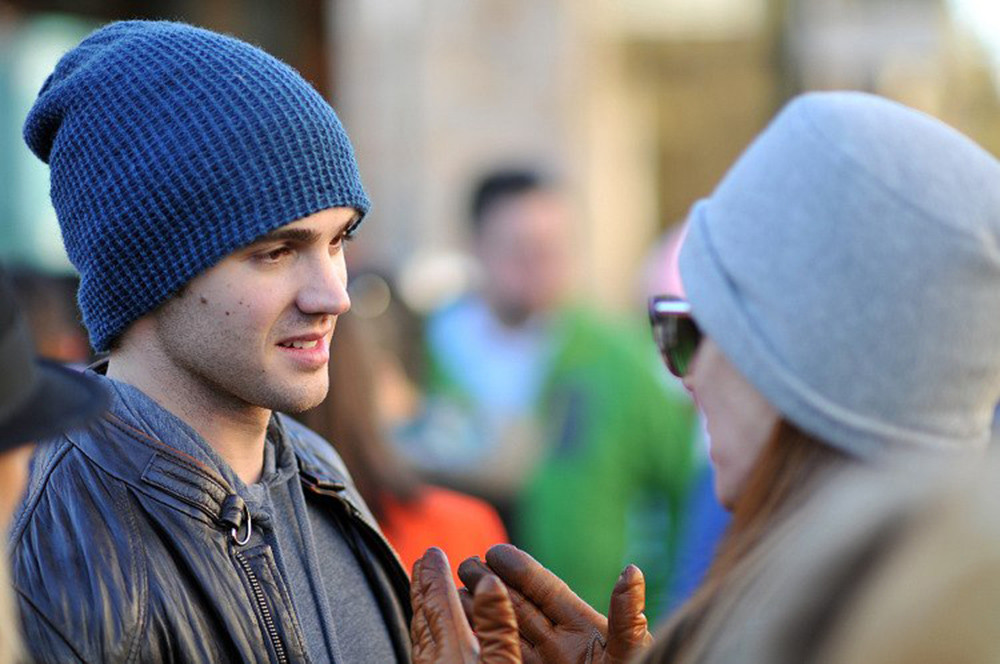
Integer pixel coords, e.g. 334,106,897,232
648,296,703,378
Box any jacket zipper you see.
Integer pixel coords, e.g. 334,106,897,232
234,550,289,664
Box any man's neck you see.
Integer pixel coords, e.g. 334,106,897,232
106,346,271,485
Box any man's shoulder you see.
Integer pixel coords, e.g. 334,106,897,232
10,436,147,663
12,432,128,534
10,432,144,566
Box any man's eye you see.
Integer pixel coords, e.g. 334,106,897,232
259,247,291,263
331,231,357,250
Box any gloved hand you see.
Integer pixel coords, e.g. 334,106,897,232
458,544,653,664
410,547,522,664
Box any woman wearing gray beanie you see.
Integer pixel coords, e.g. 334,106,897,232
406,90,1000,664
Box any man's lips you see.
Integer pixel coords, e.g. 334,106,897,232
276,330,331,348
275,331,331,367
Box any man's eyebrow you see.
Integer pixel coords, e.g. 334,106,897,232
246,214,362,249
247,228,319,247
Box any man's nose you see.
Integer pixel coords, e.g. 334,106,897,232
297,256,351,316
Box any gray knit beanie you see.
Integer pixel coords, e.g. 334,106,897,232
24,21,370,352
680,91,1000,458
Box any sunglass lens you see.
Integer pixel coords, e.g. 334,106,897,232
667,317,701,377
648,296,702,378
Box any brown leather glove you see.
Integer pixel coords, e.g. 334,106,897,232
410,547,522,664
458,544,653,664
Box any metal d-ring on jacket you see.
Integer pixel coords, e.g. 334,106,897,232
7,393,412,663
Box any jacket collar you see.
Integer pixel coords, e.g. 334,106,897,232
67,366,356,534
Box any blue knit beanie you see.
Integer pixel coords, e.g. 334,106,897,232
680,91,1000,459
24,20,370,352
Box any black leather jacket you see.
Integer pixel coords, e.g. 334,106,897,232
8,405,412,663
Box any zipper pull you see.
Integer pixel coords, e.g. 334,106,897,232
219,494,252,546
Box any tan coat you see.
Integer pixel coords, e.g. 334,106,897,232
641,454,1000,664
0,552,25,664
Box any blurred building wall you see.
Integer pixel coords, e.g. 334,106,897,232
331,0,1000,314
330,0,596,305
331,0,780,312
784,0,1000,154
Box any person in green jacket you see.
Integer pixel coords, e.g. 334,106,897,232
415,168,698,621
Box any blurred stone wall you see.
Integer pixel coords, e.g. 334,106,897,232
331,0,780,312
330,0,1000,314
785,0,1000,155
330,0,595,307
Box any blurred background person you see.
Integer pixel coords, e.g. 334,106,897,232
299,301,509,584
0,267,108,663
413,168,699,622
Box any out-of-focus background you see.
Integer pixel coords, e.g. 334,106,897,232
3,0,1000,309
4,0,1000,621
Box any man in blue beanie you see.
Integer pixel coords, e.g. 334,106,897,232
10,21,411,663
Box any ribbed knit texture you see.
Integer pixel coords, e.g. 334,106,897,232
680,91,1000,458
24,21,370,351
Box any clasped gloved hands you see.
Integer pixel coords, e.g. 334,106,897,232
457,544,653,664
410,544,652,664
